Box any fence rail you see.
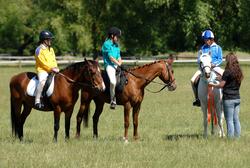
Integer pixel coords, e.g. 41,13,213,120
1,56,250,67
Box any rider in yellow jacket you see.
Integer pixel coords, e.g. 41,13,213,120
34,30,59,109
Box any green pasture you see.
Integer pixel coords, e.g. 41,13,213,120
1,64,250,168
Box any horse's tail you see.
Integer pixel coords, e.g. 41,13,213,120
10,97,15,136
10,78,20,137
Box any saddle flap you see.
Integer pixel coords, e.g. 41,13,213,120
103,69,128,95
26,74,55,97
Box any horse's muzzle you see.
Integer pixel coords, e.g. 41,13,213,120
99,82,106,92
168,83,177,91
205,72,211,79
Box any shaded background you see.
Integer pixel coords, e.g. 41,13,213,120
0,0,249,58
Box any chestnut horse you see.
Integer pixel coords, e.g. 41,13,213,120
10,59,105,141
76,60,176,142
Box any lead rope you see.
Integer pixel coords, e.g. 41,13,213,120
207,86,218,125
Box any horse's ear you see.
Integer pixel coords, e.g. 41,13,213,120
199,50,202,57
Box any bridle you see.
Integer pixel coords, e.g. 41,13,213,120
199,53,212,76
57,65,101,89
125,62,175,93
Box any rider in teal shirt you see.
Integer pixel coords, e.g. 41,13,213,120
101,27,122,110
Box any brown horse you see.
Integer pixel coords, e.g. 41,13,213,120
76,60,176,142
10,59,105,141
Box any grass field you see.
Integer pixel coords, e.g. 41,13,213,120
1,63,250,168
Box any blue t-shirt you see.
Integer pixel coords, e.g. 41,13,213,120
102,39,121,68
198,42,223,66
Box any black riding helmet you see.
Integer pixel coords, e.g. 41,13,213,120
39,30,54,42
107,27,121,38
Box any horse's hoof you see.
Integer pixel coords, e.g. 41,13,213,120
75,134,80,139
133,136,140,141
53,138,58,143
19,137,23,142
123,137,129,143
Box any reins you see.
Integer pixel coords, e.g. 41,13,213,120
57,72,95,88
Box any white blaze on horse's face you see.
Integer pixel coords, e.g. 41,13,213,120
96,66,105,91
200,53,212,79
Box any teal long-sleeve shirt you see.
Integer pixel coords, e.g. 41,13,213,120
102,39,121,69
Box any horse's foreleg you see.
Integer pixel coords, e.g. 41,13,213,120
124,103,131,142
65,108,73,140
19,103,32,140
53,107,61,142
201,104,208,138
132,103,141,140
92,100,104,139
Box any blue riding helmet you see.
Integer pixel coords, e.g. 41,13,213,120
202,30,214,40
39,30,54,42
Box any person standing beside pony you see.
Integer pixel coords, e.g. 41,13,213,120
191,29,223,107
209,53,243,138
102,27,122,110
34,30,59,109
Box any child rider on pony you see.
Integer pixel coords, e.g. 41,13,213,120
191,29,223,107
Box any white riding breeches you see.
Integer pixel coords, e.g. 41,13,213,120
106,65,117,101
35,72,48,104
213,67,224,76
191,67,224,84
38,72,48,83
191,70,201,83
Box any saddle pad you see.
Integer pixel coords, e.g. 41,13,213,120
26,76,54,97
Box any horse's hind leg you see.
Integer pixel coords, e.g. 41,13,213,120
19,102,32,140
76,101,90,138
215,100,225,137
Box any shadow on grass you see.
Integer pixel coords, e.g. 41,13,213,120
164,133,203,141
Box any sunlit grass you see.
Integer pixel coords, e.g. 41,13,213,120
0,64,250,168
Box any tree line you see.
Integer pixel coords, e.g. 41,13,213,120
0,0,249,58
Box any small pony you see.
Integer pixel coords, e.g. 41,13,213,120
198,52,225,138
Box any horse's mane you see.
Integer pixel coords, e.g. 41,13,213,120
60,60,97,72
60,61,85,72
129,60,164,71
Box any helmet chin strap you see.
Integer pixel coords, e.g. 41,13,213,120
43,40,51,49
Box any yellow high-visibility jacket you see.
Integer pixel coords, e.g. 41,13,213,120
35,44,58,73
